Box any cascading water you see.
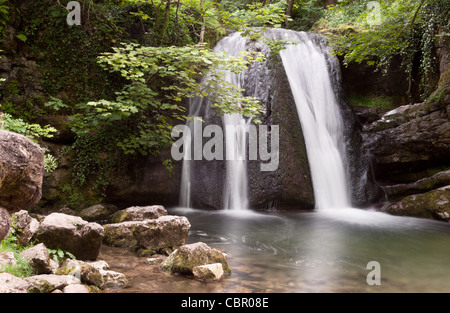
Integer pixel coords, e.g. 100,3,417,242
181,29,353,211
180,32,250,210
266,29,352,210
218,34,250,211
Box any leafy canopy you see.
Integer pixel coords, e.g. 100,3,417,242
70,43,266,157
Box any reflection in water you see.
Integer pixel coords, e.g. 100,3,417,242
101,208,450,293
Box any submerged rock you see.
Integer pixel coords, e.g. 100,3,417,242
161,242,231,276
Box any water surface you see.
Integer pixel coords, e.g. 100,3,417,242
101,207,450,293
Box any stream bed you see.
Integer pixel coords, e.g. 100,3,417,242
100,207,450,293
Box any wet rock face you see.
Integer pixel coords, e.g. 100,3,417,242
104,150,182,209
245,48,315,210
381,186,450,221
0,130,44,214
364,102,450,182
187,40,316,211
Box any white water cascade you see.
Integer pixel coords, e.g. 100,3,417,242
218,33,250,211
269,29,351,210
181,29,353,211
180,32,250,210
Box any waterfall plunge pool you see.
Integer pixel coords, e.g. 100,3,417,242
100,207,450,293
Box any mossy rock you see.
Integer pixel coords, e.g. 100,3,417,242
382,186,450,221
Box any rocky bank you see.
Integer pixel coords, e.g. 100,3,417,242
1,206,231,293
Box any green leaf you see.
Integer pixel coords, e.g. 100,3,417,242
15,34,27,42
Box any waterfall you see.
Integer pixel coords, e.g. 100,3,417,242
180,32,250,210
181,29,353,211
217,33,249,211
267,29,352,210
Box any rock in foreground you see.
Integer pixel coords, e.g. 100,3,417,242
0,207,10,241
381,185,450,221
20,243,58,275
103,215,190,255
193,263,224,282
111,205,167,223
0,273,36,293
34,213,104,260
161,242,231,276
0,130,44,214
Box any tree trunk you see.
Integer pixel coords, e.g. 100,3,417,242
198,0,206,45
285,0,295,27
161,0,173,43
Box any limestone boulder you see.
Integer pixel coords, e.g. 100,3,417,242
0,251,17,268
111,205,167,223
56,259,104,288
79,203,119,223
364,102,450,182
0,130,44,213
103,215,190,255
34,213,104,260
0,273,36,293
193,263,224,282
20,243,58,274
381,186,450,221
62,284,90,293
88,260,129,288
0,206,10,241
24,274,80,293
161,242,231,275
10,210,40,246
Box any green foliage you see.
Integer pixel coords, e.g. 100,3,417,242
319,0,449,101
70,42,265,158
317,0,369,29
288,0,324,31
347,95,398,110
44,97,69,112
0,113,58,173
0,217,35,278
41,148,59,173
23,0,126,107
232,1,288,29
0,0,9,38
48,248,75,264
0,112,56,142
